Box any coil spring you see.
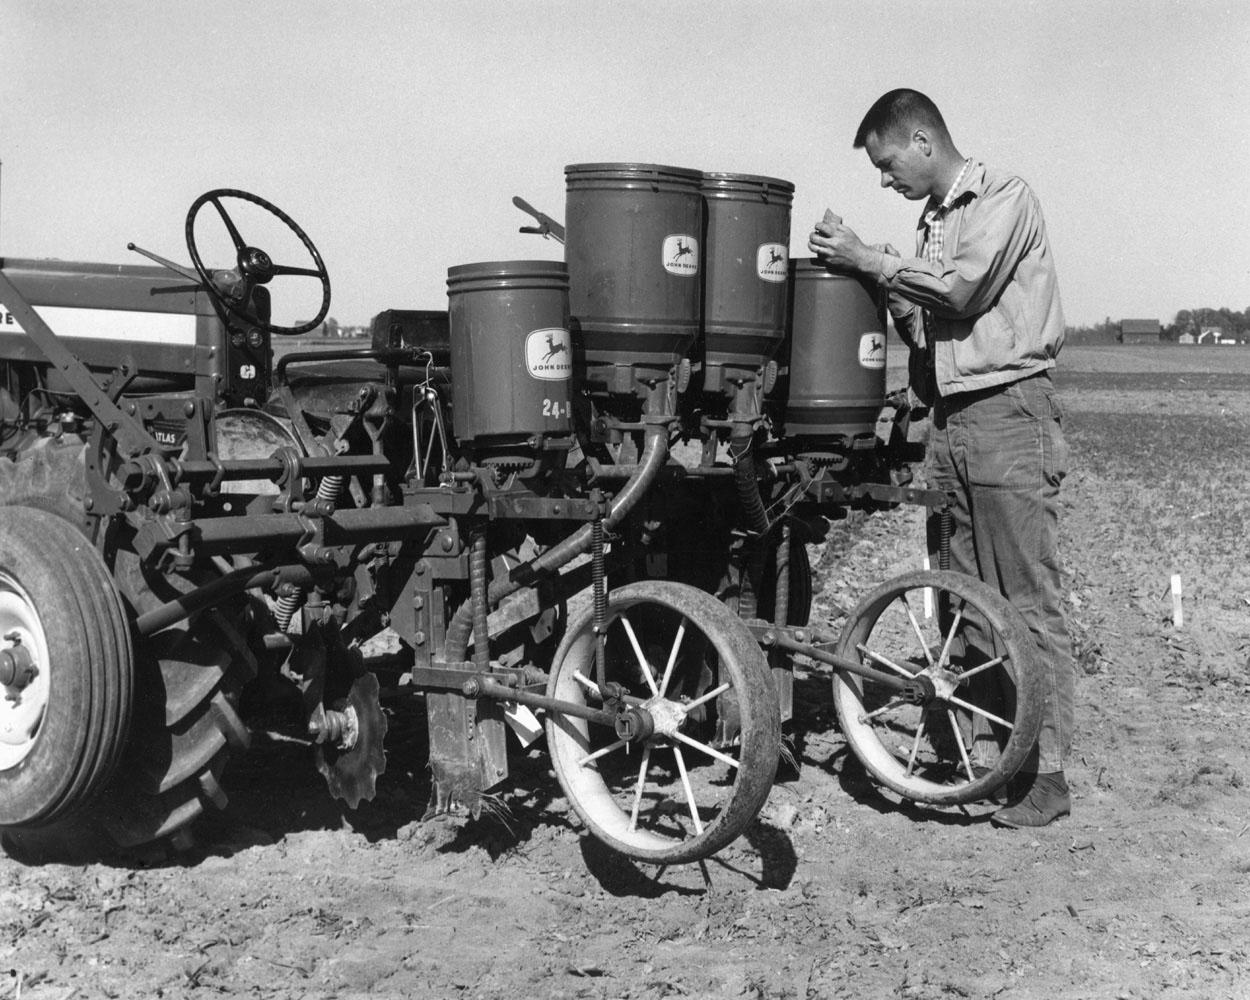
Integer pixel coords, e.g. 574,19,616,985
591,516,606,682
317,474,346,502
938,506,953,572
315,705,360,745
275,592,301,632
470,529,490,673
591,520,606,622
276,475,347,633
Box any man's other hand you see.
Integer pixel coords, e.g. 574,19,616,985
808,216,876,274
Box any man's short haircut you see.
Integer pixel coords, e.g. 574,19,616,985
854,89,948,149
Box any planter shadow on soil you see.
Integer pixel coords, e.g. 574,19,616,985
828,745,988,827
576,816,797,897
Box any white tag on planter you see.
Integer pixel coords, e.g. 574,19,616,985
504,703,543,747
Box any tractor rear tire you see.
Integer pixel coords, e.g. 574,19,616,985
0,442,255,857
95,551,257,849
0,507,133,828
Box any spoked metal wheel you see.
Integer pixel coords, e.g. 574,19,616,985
546,581,780,864
832,570,1042,805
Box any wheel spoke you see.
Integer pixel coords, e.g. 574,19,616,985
658,617,687,697
573,670,602,699
904,711,928,776
859,696,908,723
578,738,627,768
857,643,920,680
953,656,1007,683
672,730,740,769
945,694,1014,730
946,707,975,781
902,596,934,666
620,615,660,697
680,681,729,715
210,197,247,251
628,746,652,831
671,745,705,835
935,603,966,667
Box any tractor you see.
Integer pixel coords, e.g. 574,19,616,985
0,167,1042,865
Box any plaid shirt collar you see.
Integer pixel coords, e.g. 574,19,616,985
925,158,974,223
921,158,974,263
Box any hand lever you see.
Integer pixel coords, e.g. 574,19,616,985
511,196,566,244
126,243,202,283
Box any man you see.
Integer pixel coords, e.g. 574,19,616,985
809,88,1075,828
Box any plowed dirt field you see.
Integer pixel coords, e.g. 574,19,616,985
3,344,1248,1000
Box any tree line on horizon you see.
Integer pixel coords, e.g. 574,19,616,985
1066,306,1250,345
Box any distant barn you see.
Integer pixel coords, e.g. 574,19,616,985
1118,319,1161,344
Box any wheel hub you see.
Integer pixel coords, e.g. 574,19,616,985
642,696,687,739
899,672,937,704
0,635,36,691
310,704,360,751
610,694,700,745
0,582,51,768
928,667,962,701
613,706,654,742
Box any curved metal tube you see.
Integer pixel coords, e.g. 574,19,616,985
135,562,317,637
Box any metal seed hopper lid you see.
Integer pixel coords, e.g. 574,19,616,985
700,171,795,203
564,162,703,189
445,259,569,290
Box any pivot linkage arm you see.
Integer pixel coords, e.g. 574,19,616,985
0,268,160,458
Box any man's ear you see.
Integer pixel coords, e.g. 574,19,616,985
913,128,931,155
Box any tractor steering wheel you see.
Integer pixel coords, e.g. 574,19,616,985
185,188,331,336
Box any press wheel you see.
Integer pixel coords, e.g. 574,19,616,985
832,570,1042,805
546,581,779,864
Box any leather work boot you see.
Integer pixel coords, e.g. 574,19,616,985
990,771,1070,828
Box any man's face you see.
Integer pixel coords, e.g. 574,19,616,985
864,129,932,201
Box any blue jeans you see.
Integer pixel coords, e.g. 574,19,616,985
926,371,1075,774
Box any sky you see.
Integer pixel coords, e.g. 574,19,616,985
2,0,1248,329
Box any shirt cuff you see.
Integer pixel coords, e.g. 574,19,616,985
875,250,902,284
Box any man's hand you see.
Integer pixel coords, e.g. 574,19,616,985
808,210,878,274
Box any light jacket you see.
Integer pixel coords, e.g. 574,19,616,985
875,162,1065,396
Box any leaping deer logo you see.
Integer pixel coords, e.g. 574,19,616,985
767,247,785,268
671,238,693,263
542,332,568,362
867,337,884,357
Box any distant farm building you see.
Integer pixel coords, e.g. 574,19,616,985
1118,319,1161,344
1196,326,1237,345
